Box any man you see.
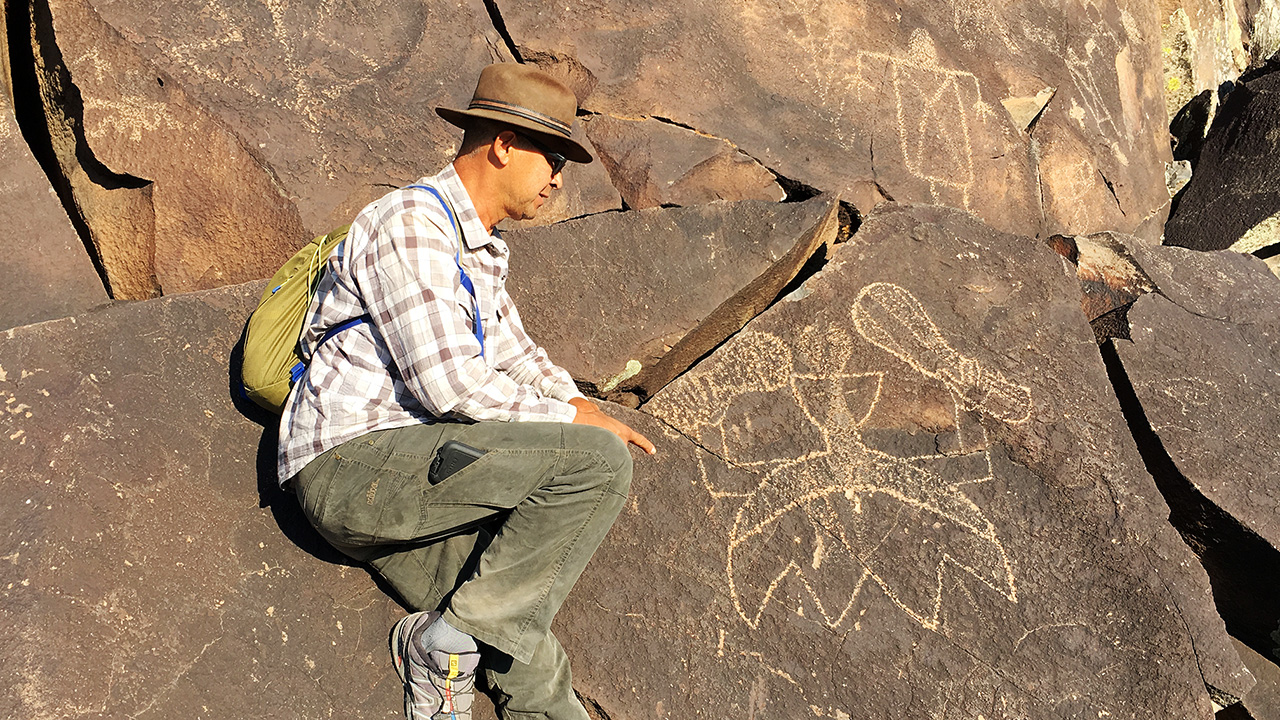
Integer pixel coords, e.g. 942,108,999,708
278,63,654,720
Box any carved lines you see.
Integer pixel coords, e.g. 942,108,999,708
663,282,1033,635
853,31,992,208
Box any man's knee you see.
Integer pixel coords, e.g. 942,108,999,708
564,424,633,496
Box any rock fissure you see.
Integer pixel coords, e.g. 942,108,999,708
1152,288,1264,327
1097,170,1126,216
1253,243,1280,260
5,0,152,298
480,0,523,63
1100,339,1280,660
1149,551,1222,703
573,690,614,720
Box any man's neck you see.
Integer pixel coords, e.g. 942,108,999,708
451,157,503,232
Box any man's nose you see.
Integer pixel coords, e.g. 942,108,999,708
549,169,563,189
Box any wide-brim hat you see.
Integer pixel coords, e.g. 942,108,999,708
436,63,593,164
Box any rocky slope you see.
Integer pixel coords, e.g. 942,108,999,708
2,0,1278,718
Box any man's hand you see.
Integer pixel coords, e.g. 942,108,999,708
570,397,656,455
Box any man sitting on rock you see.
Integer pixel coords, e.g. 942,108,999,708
277,63,654,720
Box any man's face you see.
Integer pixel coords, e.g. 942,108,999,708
504,134,564,221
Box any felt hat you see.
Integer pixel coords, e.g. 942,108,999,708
436,63,593,164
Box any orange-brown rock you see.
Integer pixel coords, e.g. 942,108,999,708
12,0,307,298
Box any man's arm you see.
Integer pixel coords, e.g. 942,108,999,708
492,287,655,454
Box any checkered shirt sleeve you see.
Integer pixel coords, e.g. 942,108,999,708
277,166,582,482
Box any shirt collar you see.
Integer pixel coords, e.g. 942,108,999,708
432,164,507,255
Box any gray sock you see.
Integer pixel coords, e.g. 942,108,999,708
410,613,479,662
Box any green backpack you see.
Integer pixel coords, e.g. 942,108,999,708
239,225,354,413
238,184,474,415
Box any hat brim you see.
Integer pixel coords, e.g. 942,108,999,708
436,106,593,164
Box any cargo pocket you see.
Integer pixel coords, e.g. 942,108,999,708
318,458,424,547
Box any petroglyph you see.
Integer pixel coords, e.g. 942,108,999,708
852,283,1032,424
853,31,993,208
952,0,1018,53
738,9,995,205
132,0,421,175
1063,28,1124,140
657,283,1031,633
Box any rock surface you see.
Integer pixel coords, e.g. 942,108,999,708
493,0,1171,239
1046,231,1157,340
584,114,784,210
505,194,838,399
11,0,310,298
553,204,1248,718
0,283,408,720
1110,245,1280,658
1165,64,1280,252
76,0,616,234
1229,638,1280,719
0,81,107,330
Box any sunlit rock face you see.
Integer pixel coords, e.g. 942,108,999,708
556,204,1247,718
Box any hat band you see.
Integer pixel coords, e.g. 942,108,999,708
468,98,572,137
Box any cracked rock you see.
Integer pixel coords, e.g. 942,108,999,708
504,193,838,400
0,76,107,329
1110,244,1280,658
491,0,1171,240
554,203,1245,718
584,114,784,209
79,0,622,234
14,0,308,297
1046,231,1157,341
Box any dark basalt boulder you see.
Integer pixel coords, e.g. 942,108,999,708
504,194,839,401
554,203,1249,718
1109,244,1280,660
1164,63,1280,253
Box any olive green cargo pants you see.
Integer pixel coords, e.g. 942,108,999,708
293,421,633,720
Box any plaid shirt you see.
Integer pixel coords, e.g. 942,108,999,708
277,164,582,483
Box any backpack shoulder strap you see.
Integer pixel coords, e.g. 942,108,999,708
404,183,485,358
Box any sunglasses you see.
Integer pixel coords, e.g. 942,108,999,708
520,133,568,175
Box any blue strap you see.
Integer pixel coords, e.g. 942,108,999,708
405,184,485,358
298,184,484,389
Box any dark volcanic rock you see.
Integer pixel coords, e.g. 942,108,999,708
553,204,1247,718
1230,639,1280,719
505,194,838,400
1046,231,1157,340
0,284,407,719
1165,65,1280,252
0,83,107,330
1110,245,1280,656
493,0,1171,239
12,0,309,298
585,114,784,210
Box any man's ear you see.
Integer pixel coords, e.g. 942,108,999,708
491,130,518,168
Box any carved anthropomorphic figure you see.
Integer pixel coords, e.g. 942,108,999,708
277,63,654,720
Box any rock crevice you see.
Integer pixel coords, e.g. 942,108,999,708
1100,339,1280,664
5,0,154,299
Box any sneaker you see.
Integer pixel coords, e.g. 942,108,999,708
390,611,481,720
